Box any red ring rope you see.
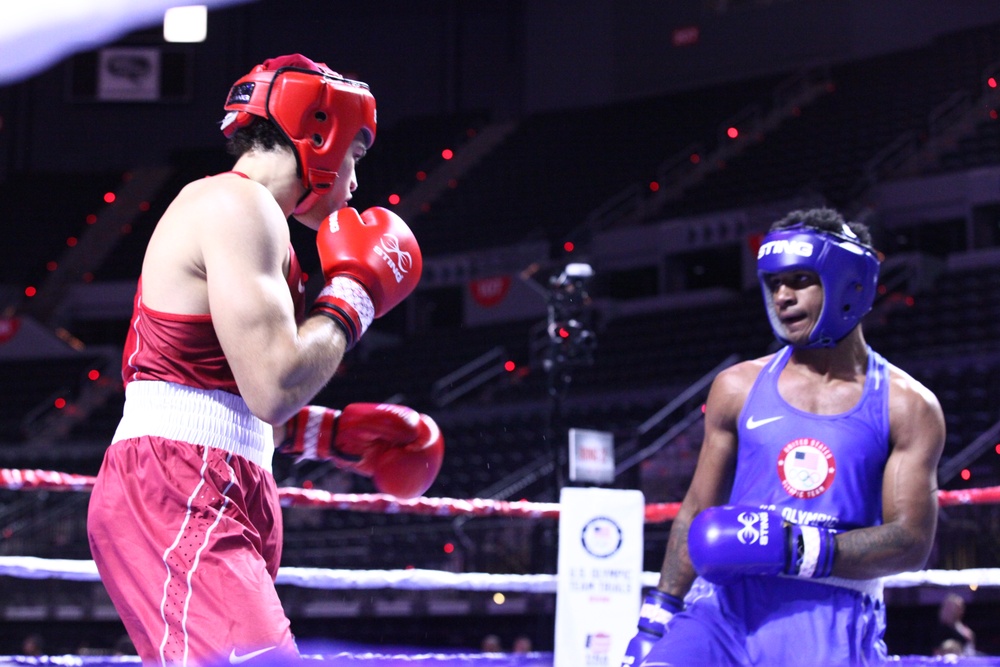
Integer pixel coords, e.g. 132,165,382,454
3,468,999,522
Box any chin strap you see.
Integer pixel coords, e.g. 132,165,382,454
293,190,319,216
293,167,338,216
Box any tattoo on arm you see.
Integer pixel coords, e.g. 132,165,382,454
834,522,926,578
659,517,697,595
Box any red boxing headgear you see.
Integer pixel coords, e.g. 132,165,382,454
221,54,377,215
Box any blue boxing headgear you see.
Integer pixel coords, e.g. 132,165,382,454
757,223,880,348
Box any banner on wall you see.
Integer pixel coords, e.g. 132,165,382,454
469,275,511,308
0,317,20,345
0,315,83,359
554,487,644,667
98,47,161,101
463,274,547,326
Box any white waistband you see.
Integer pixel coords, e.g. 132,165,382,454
113,381,274,472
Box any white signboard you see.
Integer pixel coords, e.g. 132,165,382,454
568,428,614,484
554,487,644,667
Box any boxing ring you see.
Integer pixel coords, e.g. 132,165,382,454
2,469,1000,665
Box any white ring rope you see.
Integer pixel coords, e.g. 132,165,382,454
0,556,997,592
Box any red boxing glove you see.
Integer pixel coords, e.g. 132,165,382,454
311,207,422,348
368,410,444,500
280,403,444,499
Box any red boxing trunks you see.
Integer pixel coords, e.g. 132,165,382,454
88,383,299,666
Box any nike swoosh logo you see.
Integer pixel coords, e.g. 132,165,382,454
229,646,278,664
746,415,783,429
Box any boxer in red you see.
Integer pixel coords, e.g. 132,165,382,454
87,54,442,666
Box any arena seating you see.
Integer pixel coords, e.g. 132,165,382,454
660,22,1000,218
4,19,1000,592
409,73,788,255
0,171,127,288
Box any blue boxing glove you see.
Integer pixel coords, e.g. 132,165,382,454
620,589,684,666
687,506,836,585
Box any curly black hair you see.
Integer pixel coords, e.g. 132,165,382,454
224,117,293,159
770,207,873,249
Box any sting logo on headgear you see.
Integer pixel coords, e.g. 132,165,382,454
757,223,880,348
757,239,814,259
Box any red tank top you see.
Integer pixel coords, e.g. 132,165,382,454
122,250,305,394
122,174,307,394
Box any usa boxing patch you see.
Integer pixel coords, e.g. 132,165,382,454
777,437,836,499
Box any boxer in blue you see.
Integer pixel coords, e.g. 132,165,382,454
622,208,946,666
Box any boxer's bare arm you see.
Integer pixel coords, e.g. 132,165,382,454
141,174,348,426
832,369,945,578
658,361,753,596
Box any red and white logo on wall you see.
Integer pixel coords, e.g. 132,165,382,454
0,317,20,345
468,276,511,308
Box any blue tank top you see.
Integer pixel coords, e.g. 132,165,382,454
729,346,890,531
